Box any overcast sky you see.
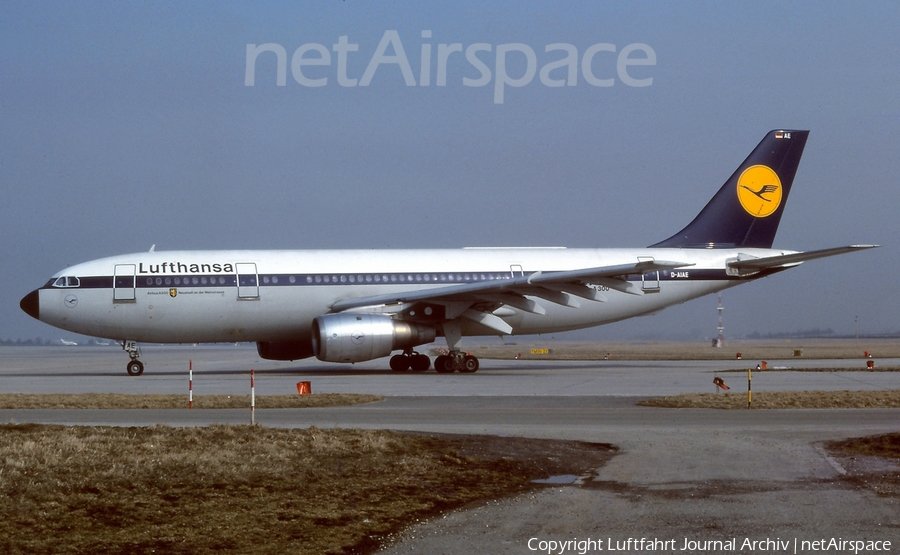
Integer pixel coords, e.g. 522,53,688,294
2,1,897,343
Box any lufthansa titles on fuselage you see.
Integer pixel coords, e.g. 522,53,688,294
138,262,235,274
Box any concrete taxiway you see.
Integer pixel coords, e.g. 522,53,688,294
1,345,898,553
1,344,896,397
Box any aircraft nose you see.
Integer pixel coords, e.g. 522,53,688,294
20,290,40,320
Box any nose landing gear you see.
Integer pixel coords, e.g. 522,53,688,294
123,341,144,376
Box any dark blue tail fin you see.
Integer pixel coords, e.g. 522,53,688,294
651,130,809,249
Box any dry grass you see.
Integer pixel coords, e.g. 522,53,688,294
638,390,900,409
828,432,900,459
719,366,900,372
473,338,900,361
5,390,898,411
0,393,382,410
0,424,546,555
825,432,900,497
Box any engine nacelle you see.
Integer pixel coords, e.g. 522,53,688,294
256,339,315,361
312,314,436,363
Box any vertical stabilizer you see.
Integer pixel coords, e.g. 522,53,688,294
651,130,809,248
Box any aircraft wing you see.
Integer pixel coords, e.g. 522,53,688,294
329,259,694,323
727,245,879,274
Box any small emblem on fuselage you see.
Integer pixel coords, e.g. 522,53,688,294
169,288,177,298
64,294,78,308
737,164,782,218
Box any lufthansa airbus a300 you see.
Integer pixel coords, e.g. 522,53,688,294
20,130,876,375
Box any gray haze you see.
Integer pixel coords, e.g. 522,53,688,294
2,2,896,344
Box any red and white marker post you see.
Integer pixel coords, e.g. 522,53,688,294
250,368,256,425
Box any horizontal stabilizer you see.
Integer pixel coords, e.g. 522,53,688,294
727,245,879,274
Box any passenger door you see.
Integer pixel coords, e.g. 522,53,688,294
638,257,660,293
236,263,259,299
113,264,136,302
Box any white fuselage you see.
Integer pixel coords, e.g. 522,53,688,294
33,246,788,343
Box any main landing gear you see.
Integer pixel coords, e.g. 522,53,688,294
389,349,480,373
390,349,432,372
435,351,479,373
123,340,144,376
408,319,478,373
391,350,478,374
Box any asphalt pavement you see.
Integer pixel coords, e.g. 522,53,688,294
1,345,898,554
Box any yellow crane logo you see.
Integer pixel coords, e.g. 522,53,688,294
736,165,782,217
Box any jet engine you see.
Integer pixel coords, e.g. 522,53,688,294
312,314,436,363
256,339,315,361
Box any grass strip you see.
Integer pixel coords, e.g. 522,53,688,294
827,432,900,459
718,367,900,373
638,389,900,409
0,424,552,555
0,393,383,410
471,338,900,361
825,432,900,498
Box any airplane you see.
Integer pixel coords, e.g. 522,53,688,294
19,130,876,376
59,338,78,346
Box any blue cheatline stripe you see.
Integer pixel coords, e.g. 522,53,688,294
42,268,758,292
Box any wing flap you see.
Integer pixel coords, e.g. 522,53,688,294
592,277,643,296
542,283,608,302
462,309,514,334
476,293,546,315
530,287,580,308
524,260,692,285
329,259,693,313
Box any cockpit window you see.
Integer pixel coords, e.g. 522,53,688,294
52,276,80,288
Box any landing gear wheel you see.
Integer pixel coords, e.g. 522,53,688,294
390,355,410,372
410,354,431,372
122,341,144,376
435,355,455,373
460,355,479,373
126,360,144,377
